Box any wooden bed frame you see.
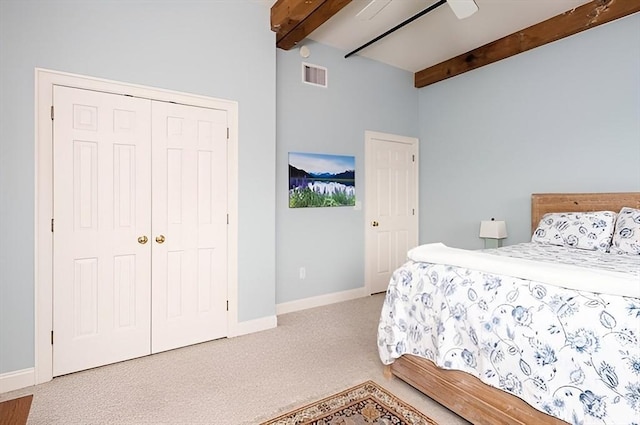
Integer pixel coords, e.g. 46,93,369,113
387,192,640,425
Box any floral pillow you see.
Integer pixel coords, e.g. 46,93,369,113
531,211,617,252
610,207,640,255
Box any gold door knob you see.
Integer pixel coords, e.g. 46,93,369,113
372,221,379,227
155,235,166,244
137,236,148,244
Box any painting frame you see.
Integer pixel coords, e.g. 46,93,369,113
288,152,356,208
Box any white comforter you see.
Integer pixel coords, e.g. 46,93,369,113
408,243,640,298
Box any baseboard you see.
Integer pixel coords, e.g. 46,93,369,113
0,368,35,394
228,314,278,338
276,287,368,315
228,287,367,336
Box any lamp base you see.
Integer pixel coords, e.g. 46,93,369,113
483,238,503,249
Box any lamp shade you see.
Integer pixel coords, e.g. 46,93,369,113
479,220,508,239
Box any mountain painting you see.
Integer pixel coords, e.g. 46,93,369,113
288,152,355,208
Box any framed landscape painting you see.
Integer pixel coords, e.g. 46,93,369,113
288,152,355,208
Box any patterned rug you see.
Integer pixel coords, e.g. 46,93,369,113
260,381,438,425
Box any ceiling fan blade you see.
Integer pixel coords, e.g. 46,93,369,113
356,0,393,21
447,0,478,19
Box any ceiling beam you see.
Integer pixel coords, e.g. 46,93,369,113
415,0,640,88
271,0,352,50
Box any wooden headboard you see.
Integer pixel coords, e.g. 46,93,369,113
531,192,640,234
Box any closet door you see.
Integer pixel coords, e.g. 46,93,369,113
151,101,228,353
52,86,152,376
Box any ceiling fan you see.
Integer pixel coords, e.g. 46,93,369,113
346,0,479,58
443,0,480,19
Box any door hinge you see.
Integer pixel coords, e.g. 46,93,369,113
412,154,415,162
227,214,229,225
227,128,229,139
412,209,415,215
51,330,54,345
50,105,54,120
226,300,229,311
51,218,54,232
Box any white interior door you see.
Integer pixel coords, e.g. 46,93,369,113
52,86,152,376
151,101,228,353
365,131,418,294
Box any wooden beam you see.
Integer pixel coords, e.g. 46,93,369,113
415,0,640,88
271,0,326,42
271,0,352,50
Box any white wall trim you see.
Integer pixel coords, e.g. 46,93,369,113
276,287,368,316
228,315,278,338
34,68,239,385
0,368,34,394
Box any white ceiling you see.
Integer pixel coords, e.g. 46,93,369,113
298,0,592,72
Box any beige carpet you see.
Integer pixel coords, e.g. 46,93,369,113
260,380,438,425
0,294,470,425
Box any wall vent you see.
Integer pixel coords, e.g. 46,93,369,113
302,63,328,88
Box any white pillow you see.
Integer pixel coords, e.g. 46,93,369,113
610,207,640,255
532,211,617,252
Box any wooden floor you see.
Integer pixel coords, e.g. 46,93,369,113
0,395,32,425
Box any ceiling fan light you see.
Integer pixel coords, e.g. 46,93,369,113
447,0,478,19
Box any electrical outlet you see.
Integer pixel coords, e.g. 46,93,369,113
299,267,306,279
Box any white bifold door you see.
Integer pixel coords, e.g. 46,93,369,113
150,101,228,354
52,86,228,376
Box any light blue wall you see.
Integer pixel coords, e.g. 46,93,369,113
276,41,418,303
418,14,640,249
2,0,637,380
0,0,276,374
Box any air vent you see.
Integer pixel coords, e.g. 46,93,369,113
302,63,328,88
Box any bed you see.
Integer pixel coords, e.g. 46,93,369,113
378,192,640,425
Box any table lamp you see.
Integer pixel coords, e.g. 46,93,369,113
479,218,507,249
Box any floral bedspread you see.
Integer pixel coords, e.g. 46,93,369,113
377,245,640,425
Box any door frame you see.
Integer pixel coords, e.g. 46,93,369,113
35,68,239,384
363,130,419,295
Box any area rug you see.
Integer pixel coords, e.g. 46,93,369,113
260,380,438,425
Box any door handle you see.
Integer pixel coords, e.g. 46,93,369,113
155,235,166,244
137,235,148,244
371,221,379,227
